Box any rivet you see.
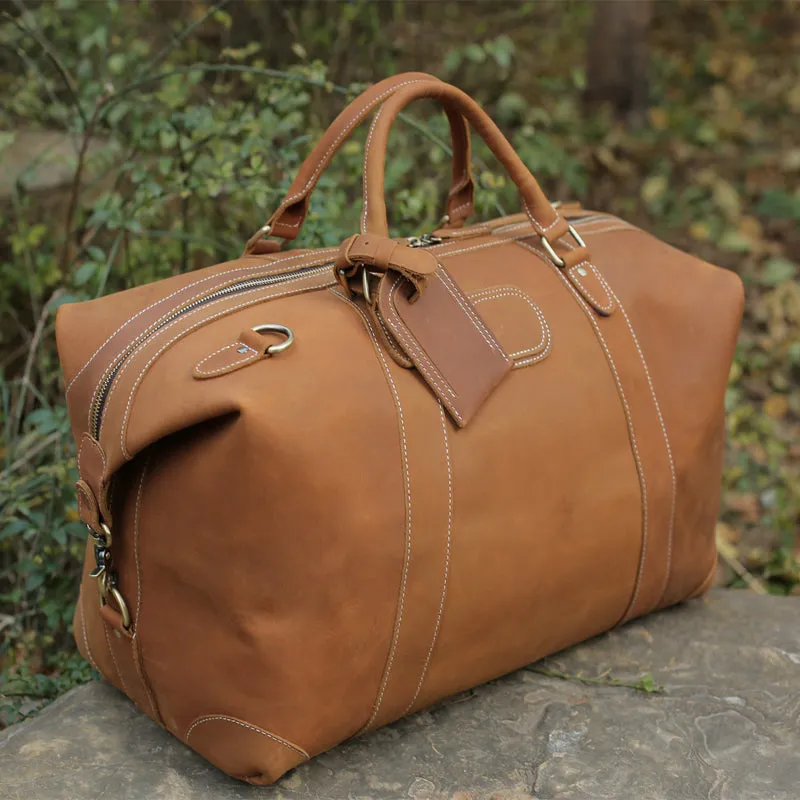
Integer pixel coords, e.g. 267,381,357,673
237,345,250,354
576,266,588,277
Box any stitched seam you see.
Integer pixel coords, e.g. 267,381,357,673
561,239,615,314
329,288,414,731
471,287,550,358
516,238,650,620
131,455,160,721
403,400,452,715
613,297,677,607
89,254,336,432
68,249,337,395
194,343,259,377
102,623,130,696
100,226,621,457
568,262,615,313
570,223,636,235
523,197,560,235
448,197,472,216
435,267,503,353
100,263,332,440
185,715,309,759
102,274,333,459
76,485,94,520
387,277,459,405
279,79,430,220
361,104,384,233
79,434,108,482
77,591,99,672
194,343,240,372
438,224,493,239
195,353,259,377
117,276,334,458
374,309,407,362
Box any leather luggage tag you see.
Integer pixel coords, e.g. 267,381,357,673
376,265,512,426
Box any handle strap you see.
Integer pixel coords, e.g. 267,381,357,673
244,73,475,254
361,81,590,269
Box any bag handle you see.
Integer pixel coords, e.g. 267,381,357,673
244,73,475,254
361,81,590,269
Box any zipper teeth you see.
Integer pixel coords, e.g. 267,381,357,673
489,213,612,237
89,212,617,437
89,262,333,437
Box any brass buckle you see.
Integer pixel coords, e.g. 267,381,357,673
540,223,586,268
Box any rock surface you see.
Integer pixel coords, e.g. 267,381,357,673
1,589,799,800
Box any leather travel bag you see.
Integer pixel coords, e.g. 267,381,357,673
57,74,744,784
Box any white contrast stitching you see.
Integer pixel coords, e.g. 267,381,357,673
87,252,337,432
133,458,148,622
470,287,551,360
278,79,431,224
98,255,334,438
374,309,407,362
78,590,99,672
185,715,309,758
403,400,452,715
435,267,503,353
472,289,547,357
554,233,674,612
102,271,333,459
328,288,414,732
523,198,560,235
447,197,472,217
387,277,458,403
193,343,259,377
612,296,677,608
69,249,337,396
86,256,338,429
131,455,160,721
116,275,335,458
567,262,615,314
361,104,384,233
79,434,107,482
515,238,650,618
102,622,130,696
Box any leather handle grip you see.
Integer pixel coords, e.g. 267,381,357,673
361,81,590,267
246,73,475,251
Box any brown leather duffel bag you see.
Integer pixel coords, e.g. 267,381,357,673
56,74,743,784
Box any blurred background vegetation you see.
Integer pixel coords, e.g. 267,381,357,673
0,0,798,725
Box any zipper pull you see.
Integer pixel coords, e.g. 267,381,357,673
407,233,443,248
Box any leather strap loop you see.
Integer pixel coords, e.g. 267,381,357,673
245,73,475,252
361,82,588,264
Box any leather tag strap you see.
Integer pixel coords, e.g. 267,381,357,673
337,234,439,298
376,266,512,426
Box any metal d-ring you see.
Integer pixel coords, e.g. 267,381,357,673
251,324,295,355
361,267,384,306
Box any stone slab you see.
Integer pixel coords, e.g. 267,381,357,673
1,589,799,800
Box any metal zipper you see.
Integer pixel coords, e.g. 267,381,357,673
407,233,443,248
88,262,333,438
89,212,617,438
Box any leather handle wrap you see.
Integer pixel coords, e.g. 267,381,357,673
362,81,591,268
247,73,474,250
